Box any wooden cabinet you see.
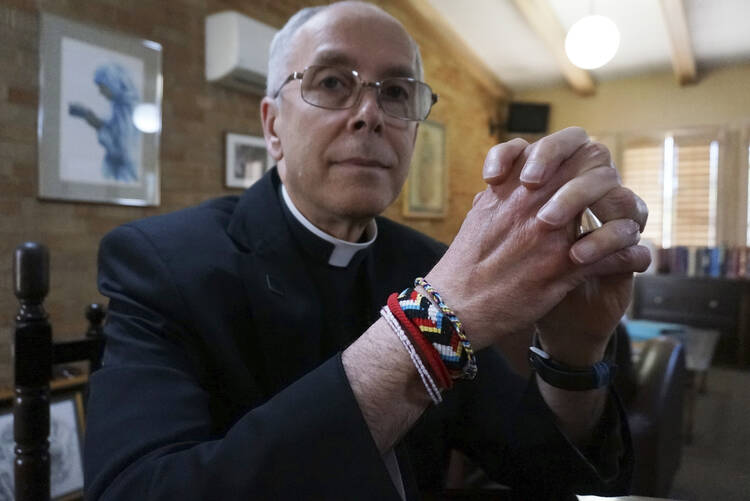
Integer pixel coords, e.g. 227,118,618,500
632,274,750,367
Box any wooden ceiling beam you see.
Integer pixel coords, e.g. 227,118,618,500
659,0,697,85
401,0,510,99
511,0,595,96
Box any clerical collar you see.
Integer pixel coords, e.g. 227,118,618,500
280,184,377,267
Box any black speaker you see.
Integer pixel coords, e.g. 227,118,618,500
506,102,549,134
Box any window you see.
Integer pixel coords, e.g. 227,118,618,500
747,143,750,246
672,138,719,246
619,131,719,248
620,138,663,245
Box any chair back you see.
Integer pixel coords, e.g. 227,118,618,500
12,242,105,501
625,333,686,496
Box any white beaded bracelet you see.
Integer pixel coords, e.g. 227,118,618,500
380,306,442,404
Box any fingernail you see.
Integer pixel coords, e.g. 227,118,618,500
520,160,544,184
571,240,595,264
483,160,502,180
537,201,562,225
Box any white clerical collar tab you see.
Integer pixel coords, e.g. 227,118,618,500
281,184,377,267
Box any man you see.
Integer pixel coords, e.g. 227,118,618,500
84,2,649,500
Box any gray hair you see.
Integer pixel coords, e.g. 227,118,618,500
266,2,424,97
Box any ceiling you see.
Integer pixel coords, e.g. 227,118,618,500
425,0,750,93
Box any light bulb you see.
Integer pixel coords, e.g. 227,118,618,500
565,15,620,70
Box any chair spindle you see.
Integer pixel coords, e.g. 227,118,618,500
13,242,52,501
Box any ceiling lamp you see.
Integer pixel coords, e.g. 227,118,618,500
565,14,620,70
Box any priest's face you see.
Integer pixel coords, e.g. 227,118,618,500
265,3,420,226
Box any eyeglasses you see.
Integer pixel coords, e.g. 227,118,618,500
273,65,438,122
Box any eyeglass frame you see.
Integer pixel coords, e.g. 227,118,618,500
272,65,439,122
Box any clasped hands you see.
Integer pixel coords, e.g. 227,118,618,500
426,127,651,367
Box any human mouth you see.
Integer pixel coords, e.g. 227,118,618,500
335,158,390,169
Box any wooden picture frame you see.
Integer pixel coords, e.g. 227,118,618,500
0,390,86,500
403,120,447,218
38,13,163,206
225,133,273,189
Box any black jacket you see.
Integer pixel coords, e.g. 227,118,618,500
84,168,632,500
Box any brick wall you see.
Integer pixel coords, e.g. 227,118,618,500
0,0,501,386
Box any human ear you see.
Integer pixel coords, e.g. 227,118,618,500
261,97,283,162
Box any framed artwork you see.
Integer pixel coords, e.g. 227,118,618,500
38,13,163,206
403,120,447,218
0,392,86,500
225,133,273,189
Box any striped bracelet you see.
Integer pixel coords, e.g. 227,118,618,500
396,288,470,381
414,277,477,380
387,293,453,390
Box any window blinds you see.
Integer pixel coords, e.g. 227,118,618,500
673,142,713,246
619,133,718,248
620,140,663,246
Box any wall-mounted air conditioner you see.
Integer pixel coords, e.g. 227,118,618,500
205,11,277,95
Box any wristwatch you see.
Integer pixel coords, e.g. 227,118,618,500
528,331,617,391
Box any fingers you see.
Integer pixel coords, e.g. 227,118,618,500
536,165,620,227
589,186,649,233
482,129,612,196
582,244,652,277
520,127,590,187
541,140,617,196
569,219,641,265
482,138,529,184
478,129,649,273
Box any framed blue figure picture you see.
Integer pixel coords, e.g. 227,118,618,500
38,14,162,206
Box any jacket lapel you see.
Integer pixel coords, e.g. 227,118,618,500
228,169,323,395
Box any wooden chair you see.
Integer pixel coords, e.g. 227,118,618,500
12,242,105,501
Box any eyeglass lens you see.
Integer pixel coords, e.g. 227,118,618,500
300,66,432,121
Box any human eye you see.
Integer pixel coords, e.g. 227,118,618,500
313,68,353,91
320,76,343,89
381,80,411,101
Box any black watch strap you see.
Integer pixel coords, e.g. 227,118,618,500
528,331,617,391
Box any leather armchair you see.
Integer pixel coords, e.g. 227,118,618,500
616,325,686,497
445,324,686,498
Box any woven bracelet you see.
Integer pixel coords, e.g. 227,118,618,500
397,285,477,381
387,293,453,390
414,277,477,380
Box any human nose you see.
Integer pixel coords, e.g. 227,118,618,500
348,83,384,133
